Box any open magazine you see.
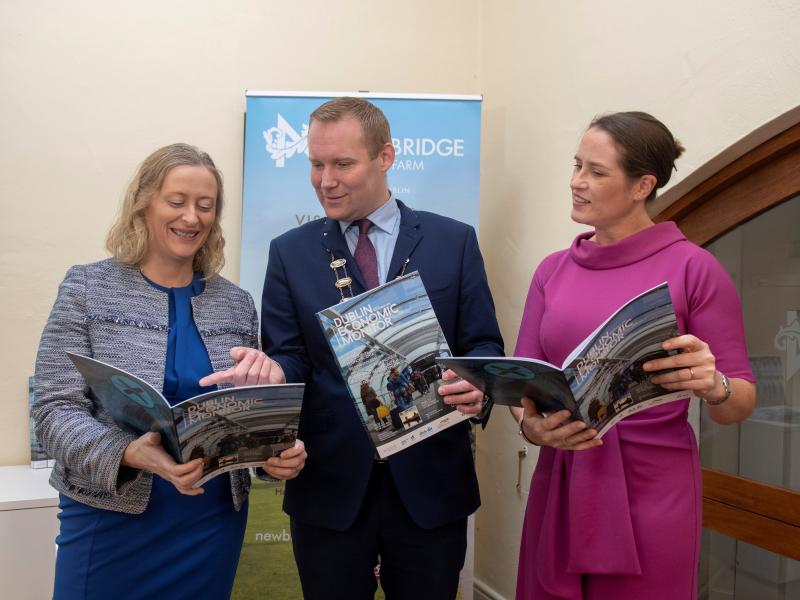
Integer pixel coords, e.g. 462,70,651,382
437,283,691,438
316,272,471,458
67,353,304,486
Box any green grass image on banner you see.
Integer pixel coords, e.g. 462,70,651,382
232,478,462,599
232,478,388,599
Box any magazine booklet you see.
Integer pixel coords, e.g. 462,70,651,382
67,353,304,486
316,271,471,458
437,282,691,438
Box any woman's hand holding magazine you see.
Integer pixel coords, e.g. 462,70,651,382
517,398,602,451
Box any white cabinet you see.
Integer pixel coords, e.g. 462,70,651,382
0,466,59,600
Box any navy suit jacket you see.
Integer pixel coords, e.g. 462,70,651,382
261,200,503,531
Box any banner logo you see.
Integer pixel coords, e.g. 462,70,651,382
263,114,308,167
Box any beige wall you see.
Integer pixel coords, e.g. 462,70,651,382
0,0,480,466
476,1,800,597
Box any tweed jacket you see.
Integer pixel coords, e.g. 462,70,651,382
33,258,258,513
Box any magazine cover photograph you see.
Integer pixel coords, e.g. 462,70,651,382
316,272,471,458
563,282,686,433
175,389,303,486
439,283,691,438
67,353,304,486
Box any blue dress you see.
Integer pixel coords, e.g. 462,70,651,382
53,274,248,600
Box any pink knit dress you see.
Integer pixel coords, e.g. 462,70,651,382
515,222,754,599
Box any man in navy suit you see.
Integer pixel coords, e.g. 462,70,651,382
261,97,503,599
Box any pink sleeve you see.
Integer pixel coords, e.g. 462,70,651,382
684,250,755,382
514,255,558,360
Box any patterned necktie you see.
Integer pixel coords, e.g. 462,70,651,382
353,219,379,290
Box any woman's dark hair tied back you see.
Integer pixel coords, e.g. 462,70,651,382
590,111,685,201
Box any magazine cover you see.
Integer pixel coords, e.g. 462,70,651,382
438,282,691,438
67,353,304,486
28,375,55,469
316,272,471,458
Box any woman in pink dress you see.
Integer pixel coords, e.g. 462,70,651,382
514,112,756,599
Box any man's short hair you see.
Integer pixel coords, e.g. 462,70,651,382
310,97,392,159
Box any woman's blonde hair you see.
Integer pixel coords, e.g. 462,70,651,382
105,143,225,277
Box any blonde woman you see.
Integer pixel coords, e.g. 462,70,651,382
34,143,306,599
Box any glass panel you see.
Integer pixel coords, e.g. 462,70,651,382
699,529,800,600
701,194,800,491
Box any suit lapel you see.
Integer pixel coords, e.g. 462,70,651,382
319,217,367,292
387,200,422,280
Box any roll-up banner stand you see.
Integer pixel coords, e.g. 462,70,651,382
235,91,482,600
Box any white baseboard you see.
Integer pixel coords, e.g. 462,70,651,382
474,578,508,600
